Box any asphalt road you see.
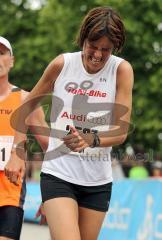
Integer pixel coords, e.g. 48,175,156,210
21,223,50,240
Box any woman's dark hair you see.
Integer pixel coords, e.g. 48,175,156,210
76,6,125,53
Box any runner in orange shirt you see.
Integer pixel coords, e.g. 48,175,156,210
0,36,48,240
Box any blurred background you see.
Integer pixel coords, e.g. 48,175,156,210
1,0,162,239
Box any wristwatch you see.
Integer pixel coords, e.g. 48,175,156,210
90,132,100,148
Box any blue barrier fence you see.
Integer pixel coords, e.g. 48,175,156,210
24,179,162,240
99,179,162,240
24,182,41,223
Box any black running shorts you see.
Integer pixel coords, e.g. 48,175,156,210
0,206,24,240
41,172,112,212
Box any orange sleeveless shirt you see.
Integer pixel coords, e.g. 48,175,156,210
0,87,26,208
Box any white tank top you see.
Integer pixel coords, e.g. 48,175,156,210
42,52,123,186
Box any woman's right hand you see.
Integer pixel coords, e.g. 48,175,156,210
35,203,47,225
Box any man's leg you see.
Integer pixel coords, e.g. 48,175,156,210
0,206,23,240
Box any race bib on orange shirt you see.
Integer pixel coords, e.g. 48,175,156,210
0,136,14,170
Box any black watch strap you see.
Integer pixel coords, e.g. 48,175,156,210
90,132,100,148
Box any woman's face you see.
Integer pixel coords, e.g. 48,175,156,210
82,36,113,74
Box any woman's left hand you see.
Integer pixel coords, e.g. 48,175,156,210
63,126,93,152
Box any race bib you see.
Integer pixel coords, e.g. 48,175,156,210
0,136,14,170
50,106,111,158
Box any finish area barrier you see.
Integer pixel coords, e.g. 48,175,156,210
24,179,162,240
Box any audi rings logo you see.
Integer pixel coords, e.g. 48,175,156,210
88,115,107,125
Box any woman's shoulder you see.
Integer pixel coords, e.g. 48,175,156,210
117,59,133,73
63,51,81,59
